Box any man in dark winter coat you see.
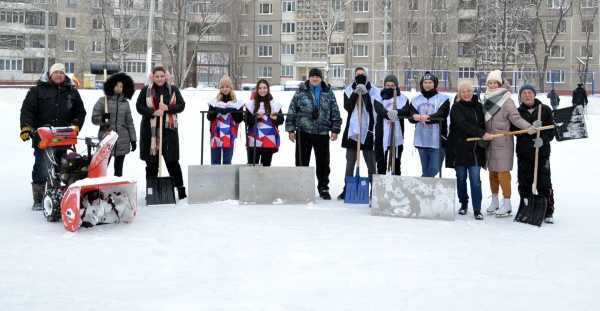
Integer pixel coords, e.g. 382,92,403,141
514,84,556,224
338,67,379,200
20,63,87,210
547,88,560,110
572,83,588,108
286,68,342,200
136,66,187,200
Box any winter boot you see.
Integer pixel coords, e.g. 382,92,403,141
474,211,484,220
487,194,499,214
177,186,187,200
31,183,45,211
544,216,554,224
319,189,331,200
495,198,512,218
458,203,468,215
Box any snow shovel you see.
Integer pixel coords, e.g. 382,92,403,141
146,96,176,205
387,89,398,175
344,93,370,204
514,105,547,226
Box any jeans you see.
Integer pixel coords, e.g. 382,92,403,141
211,147,234,165
455,165,482,213
32,146,49,185
417,147,442,177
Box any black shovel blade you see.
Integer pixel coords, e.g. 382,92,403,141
515,194,548,227
146,177,176,205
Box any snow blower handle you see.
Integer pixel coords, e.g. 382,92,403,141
532,103,543,196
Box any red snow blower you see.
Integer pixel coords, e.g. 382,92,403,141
35,126,137,232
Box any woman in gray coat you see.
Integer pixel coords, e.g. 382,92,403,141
92,72,137,177
482,70,534,217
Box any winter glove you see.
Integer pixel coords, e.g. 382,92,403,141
102,113,110,123
387,110,399,121
131,141,137,152
533,138,544,148
527,126,538,135
354,84,368,96
532,120,542,128
20,126,32,141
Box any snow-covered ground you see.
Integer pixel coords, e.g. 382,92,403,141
1,87,599,311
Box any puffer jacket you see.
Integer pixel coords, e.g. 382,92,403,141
285,80,342,135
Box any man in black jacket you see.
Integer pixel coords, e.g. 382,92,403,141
515,85,555,224
20,63,87,210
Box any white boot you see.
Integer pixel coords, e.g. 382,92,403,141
496,198,512,217
487,195,499,214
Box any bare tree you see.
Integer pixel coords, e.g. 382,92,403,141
316,0,351,79
576,0,598,84
156,0,232,87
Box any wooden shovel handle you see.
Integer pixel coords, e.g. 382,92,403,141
466,125,555,142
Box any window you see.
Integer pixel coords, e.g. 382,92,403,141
546,20,566,32
241,1,250,14
144,0,159,10
282,22,296,33
407,44,418,57
119,0,134,8
258,24,273,36
581,0,598,7
458,19,475,34
518,42,532,54
550,45,565,58
93,0,102,8
334,21,345,32
433,45,447,57
546,70,565,83
329,42,345,55
281,65,294,78
0,10,25,24
66,0,78,8
92,41,102,53
123,61,149,73
353,22,369,34
581,45,594,58
582,20,594,33
332,0,343,11
239,45,248,56
23,58,44,73
114,16,121,28
64,39,75,52
65,62,75,74
282,0,296,12
0,35,25,49
458,42,474,57
432,21,447,34
433,0,447,9
408,0,418,10
353,0,369,12
352,44,368,57
458,67,475,79
281,43,295,55
407,21,418,34
65,17,76,29
92,18,103,30
0,58,23,71
547,0,568,9
331,64,345,79
257,66,272,78
258,45,273,57
259,2,273,14
380,44,392,57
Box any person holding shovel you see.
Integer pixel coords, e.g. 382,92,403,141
285,68,342,200
446,80,495,220
207,75,244,165
481,70,535,217
374,74,409,176
514,85,555,224
244,79,284,167
338,67,379,201
136,66,187,200
91,72,137,177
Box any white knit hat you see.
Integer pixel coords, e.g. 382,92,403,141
49,63,66,77
486,70,503,85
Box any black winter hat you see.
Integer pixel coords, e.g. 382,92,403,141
309,68,323,79
104,72,135,99
384,74,399,87
419,71,438,91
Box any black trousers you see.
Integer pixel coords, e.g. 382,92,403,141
145,159,184,188
517,156,555,217
113,155,125,177
247,148,275,166
375,144,403,175
295,131,330,192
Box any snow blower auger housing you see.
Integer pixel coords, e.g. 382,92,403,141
35,126,137,231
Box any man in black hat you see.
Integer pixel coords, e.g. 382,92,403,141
286,68,342,200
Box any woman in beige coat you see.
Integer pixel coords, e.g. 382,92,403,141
482,70,535,217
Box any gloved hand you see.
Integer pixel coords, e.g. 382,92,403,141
532,120,542,128
102,113,110,123
72,125,80,133
20,126,32,141
387,110,398,121
533,138,543,148
354,84,368,96
527,126,537,135
131,141,137,152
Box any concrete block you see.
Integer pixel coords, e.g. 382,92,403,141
188,165,246,204
370,175,456,221
239,166,315,204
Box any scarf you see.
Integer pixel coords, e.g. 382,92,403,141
381,94,407,150
146,83,178,156
310,84,321,108
483,88,511,122
345,83,379,144
209,99,244,149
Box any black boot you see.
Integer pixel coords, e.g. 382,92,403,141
177,186,187,200
32,183,45,211
337,190,345,200
458,203,468,215
319,189,331,200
